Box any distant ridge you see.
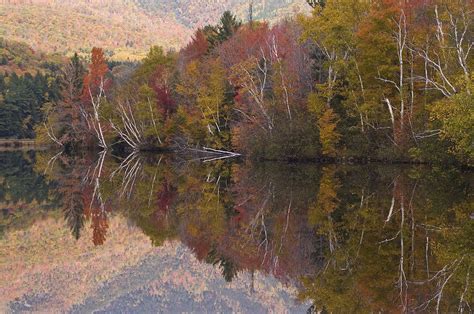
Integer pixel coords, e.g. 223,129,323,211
0,0,310,59
0,38,62,74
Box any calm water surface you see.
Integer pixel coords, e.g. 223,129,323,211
0,151,472,313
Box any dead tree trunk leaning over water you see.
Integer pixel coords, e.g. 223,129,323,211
110,100,146,152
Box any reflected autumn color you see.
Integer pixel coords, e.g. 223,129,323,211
1,151,472,312
300,167,473,313
36,150,113,245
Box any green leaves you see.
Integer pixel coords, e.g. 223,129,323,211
430,91,474,165
0,72,59,139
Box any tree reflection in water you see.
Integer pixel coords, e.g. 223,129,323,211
3,150,472,312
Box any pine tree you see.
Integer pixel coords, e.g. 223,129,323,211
207,11,242,48
37,53,87,147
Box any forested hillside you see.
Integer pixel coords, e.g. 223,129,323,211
137,0,309,28
0,0,309,59
0,38,62,74
0,0,189,59
0,71,61,138
0,38,66,139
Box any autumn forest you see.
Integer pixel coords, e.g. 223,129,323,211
0,0,473,312
0,0,471,166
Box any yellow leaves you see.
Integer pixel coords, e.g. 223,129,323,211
318,108,341,157
197,59,226,119
137,84,154,100
229,57,259,91
308,166,340,229
178,59,226,115
308,92,326,116
176,60,200,98
308,92,341,157
135,46,175,81
175,175,227,240
177,57,229,147
208,59,226,103
429,91,474,165
300,0,367,50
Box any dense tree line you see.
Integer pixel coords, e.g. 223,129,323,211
0,72,60,138
38,1,473,165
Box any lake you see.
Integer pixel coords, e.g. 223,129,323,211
0,150,472,313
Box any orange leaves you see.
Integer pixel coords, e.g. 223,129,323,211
91,208,109,246
81,47,110,105
179,29,209,68
89,48,109,80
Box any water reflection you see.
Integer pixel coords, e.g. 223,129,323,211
0,151,472,312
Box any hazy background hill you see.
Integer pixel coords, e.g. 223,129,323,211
0,0,310,60
137,0,309,28
0,38,63,74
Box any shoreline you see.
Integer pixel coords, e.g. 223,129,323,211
0,139,48,151
0,140,471,170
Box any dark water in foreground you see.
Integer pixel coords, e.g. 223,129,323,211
0,151,472,313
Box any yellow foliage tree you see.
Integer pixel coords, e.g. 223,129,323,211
308,92,341,157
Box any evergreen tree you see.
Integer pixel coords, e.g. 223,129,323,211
36,53,87,147
207,11,241,48
0,71,60,139
216,11,241,43
64,192,85,240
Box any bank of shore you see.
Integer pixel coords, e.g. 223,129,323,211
0,139,47,151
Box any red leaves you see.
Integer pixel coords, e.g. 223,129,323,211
180,29,209,68
156,179,176,213
91,208,109,246
81,47,110,106
218,23,271,69
149,65,176,120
